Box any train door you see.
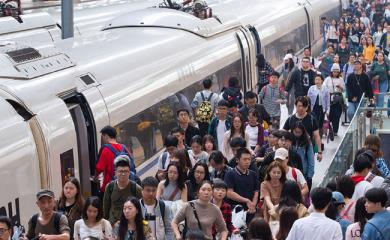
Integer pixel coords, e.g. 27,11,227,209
303,6,312,48
248,26,262,90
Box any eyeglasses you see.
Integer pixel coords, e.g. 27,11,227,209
302,60,310,63
0,228,9,235
117,169,130,174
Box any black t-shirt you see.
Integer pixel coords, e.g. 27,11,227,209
283,113,319,138
224,167,259,207
184,125,201,146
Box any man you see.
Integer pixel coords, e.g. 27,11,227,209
139,177,173,240
239,91,270,124
346,60,373,121
283,96,322,161
320,16,330,52
208,100,232,151
351,155,373,201
209,150,232,180
287,187,343,240
191,78,219,137
0,216,11,240
224,148,259,223
95,125,134,195
286,56,316,98
103,156,142,225
379,25,390,55
362,188,390,240
25,190,70,240
299,47,316,69
226,137,257,174
177,109,200,146
170,127,188,151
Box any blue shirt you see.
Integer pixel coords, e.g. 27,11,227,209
224,167,259,207
362,210,390,240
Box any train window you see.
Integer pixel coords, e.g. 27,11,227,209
114,59,242,167
60,149,75,186
264,24,309,67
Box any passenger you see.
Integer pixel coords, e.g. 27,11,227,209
379,24,390,55
321,17,331,52
362,188,390,239
239,91,270,124
256,53,274,92
172,181,228,240
188,135,209,166
324,64,345,136
320,45,336,78
360,11,370,29
56,178,84,239
103,156,142,225
260,161,286,222
222,113,250,160
283,96,322,162
191,78,219,137
209,151,231,180
327,19,340,48
140,177,174,240
202,135,216,156
95,125,135,196
0,216,12,240
345,197,371,240
73,197,112,240
286,187,343,240
177,109,201,147
370,51,389,107
269,180,309,222
258,71,286,130
221,77,243,109
351,155,373,201
281,53,297,115
343,54,357,80
157,163,188,202
373,24,384,47
299,47,316,69
170,127,189,151
291,122,315,188
185,229,206,240
363,36,375,64
244,109,264,154
337,36,349,68
256,130,282,165
208,100,232,152
211,179,234,237
325,192,352,239
113,197,153,240
286,56,316,99
336,176,356,222
363,134,390,177
226,137,258,173
186,162,210,201
156,135,178,181
24,190,70,240
354,149,385,187
247,218,273,240
171,149,192,177
275,207,299,240
224,148,259,224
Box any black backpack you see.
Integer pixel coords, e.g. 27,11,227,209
30,212,62,237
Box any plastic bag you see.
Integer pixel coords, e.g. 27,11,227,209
232,205,247,229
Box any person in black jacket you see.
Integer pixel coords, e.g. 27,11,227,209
285,56,316,98
239,91,270,124
346,60,374,121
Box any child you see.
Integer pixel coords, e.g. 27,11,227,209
212,179,234,238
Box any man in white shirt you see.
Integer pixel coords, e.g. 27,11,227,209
351,154,373,201
275,147,309,198
287,187,343,240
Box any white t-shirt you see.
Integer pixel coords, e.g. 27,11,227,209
157,152,171,170
217,119,227,151
73,219,112,240
352,180,373,201
366,172,384,188
245,125,258,147
188,150,209,166
145,204,156,237
286,167,307,187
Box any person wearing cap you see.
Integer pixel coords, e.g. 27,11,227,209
177,109,200,147
24,190,70,240
103,156,142,225
274,148,308,198
308,74,330,136
281,53,297,115
256,53,274,92
346,60,373,121
325,192,352,239
324,63,345,136
286,56,316,99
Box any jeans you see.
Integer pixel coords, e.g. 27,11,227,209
347,101,359,121
376,80,389,108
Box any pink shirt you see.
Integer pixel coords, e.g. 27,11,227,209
345,223,361,240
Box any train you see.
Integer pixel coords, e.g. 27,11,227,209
0,0,347,227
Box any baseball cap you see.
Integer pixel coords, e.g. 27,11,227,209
114,155,130,167
331,63,341,72
274,148,289,161
36,189,54,200
332,191,345,204
283,53,293,61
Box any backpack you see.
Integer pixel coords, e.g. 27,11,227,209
31,212,62,237
195,92,214,123
261,85,283,103
103,143,136,179
161,152,169,169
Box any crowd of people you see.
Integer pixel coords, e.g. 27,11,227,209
3,0,390,240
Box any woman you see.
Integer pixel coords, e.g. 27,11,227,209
275,207,299,240
291,122,315,187
57,177,84,238
260,161,286,222
245,108,264,155
363,37,375,64
337,37,350,68
171,149,192,178
345,197,372,240
324,63,345,136
186,162,210,201
73,197,112,240
188,135,209,166
357,37,367,55
222,113,250,160
157,163,188,202
370,51,390,107
373,24,383,47
308,74,330,135
363,134,390,177
327,19,339,47
172,181,228,240
113,197,153,240
325,192,352,238
269,181,309,222
202,135,216,155
246,218,273,240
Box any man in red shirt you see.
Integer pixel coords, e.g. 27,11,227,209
95,125,132,195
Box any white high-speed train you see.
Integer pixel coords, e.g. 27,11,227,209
0,0,346,227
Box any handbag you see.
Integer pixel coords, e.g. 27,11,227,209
330,78,344,105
